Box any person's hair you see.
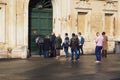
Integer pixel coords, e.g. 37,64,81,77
102,32,105,35
96,32,100,36
96,32,99,35
72,33,75,37
78,32,81,35
75,35,78,38
65,33,68,36
52,32,55,35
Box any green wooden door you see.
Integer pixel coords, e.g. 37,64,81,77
29,8,53,54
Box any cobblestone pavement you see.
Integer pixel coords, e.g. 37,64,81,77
0,54,120,80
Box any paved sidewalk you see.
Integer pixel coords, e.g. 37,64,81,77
0,54,120,80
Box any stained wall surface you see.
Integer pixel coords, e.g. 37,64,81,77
0,0,119,58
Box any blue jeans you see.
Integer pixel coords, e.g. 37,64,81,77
71,48,78,60
44,50,49,58
95,46,102,61
64,47,68,58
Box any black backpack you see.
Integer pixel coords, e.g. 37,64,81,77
64,37,69,47
71,38,76,44
38,37,44,44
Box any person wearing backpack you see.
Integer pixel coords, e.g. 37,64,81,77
70,33,79,61
62,33,69,60
50,32,56,57
37,35,44,56
78,32,85,56
43,35,50,58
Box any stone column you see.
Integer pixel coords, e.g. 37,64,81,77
0,3,6,43
16,0,24,46
52,0,62,36
23,0,29,47
0,2,7,58
117,0,120,40
66,0,72,37
52,0,58,32
21,0,29,58
7,0,17,48
60,0,65,37
60,0,72,38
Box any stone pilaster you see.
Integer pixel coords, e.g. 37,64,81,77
16,0,24,46
8,0,17,48
117,0,120,40
0,3,6,43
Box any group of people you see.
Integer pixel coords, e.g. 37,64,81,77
36,32,85,61
36,32,62,58
36,31,108,63
95,32,108,63
62,32,85,61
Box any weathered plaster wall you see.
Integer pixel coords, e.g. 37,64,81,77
0,0,120,58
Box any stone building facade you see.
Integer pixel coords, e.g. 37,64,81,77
0,0,120,58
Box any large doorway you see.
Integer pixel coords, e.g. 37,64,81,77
29,0,53,55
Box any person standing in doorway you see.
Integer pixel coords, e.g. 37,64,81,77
95,32,104,63
50,32,56,57
43,35,50,58
37,35,44,56
102,32,108,58
78,32,85,56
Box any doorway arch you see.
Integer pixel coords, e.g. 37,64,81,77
28,0,53,55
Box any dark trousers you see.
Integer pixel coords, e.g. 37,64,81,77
78,45,84,56
38,44,43,56
50,46,56,57
102,50,107,58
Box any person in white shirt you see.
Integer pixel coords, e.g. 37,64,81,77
78,32,85,57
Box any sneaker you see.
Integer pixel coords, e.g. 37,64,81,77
95,61,101,63
75,59,79,62
56,56,59,59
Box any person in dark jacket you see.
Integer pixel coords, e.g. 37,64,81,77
43,35,50,58
70,33,79,61
50,32,56,57
55,34,62,59
62,33,69,60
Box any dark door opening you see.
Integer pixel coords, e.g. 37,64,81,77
29,0,53,55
